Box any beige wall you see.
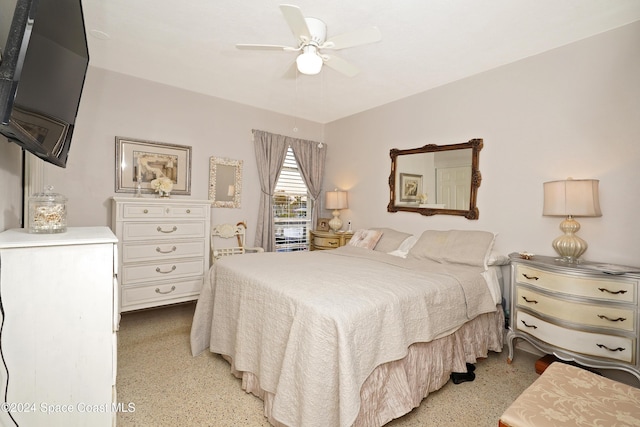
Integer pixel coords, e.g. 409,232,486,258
324,22,640,266
1,22,638,266
30,68,323,246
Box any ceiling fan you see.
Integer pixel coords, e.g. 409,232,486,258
236,4,382,77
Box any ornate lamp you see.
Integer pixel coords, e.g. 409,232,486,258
325,189,348,232
543,178,602,263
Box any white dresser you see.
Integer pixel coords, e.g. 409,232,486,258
0,227,118,426
506,254,640,382
111,197,211,312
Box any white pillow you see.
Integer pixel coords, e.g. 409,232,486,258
487,251,510,266
387,235,418,258
397,235,418,252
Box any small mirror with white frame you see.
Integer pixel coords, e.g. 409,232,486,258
209,157,242,208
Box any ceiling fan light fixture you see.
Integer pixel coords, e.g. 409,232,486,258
296,45,323,75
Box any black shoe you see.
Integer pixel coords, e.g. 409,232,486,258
450,371,476,384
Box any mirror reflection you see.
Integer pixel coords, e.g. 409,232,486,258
388,139,482,219
209,157,243,208
215,164,236,202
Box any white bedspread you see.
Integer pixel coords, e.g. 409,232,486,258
191,246,497,427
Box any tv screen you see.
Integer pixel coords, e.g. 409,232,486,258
0,0,89,168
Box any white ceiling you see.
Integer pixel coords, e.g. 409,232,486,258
81,0,640,124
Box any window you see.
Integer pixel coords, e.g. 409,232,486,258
273,147,311,252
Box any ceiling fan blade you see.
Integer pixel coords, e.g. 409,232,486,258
236,43,297,52
281,61,298,79
322,27,382,50
279,4,311,42
322,54,360,77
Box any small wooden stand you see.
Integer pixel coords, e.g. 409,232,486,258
534,354,557,375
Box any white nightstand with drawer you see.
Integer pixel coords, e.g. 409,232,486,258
111,197,211,312
506,253,640,382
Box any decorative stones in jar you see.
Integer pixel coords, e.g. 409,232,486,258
28,186,67,233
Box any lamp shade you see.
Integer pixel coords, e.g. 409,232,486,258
296,46,323,75
325,190,348,210
543,179,602,217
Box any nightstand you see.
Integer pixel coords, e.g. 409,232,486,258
309,230,353,250
506,253,640,383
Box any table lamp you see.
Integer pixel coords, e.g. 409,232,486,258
543,178,602,263
325,189,348,232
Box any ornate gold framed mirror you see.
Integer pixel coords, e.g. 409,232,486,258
388,138,483,219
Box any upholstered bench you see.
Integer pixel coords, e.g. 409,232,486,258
499,362,640,427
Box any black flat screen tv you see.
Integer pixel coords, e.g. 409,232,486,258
0,0,89,168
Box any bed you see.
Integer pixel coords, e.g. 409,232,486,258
191,229,506,427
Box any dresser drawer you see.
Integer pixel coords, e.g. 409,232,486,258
516,286,636,332
516,311,634,363
167,205,208,218
121,203,207,219
122,204,167,218
314,236,340,249
121,278,202,308
515,264,637,303
122,259,205,284
122,240,206,263
122,221,205,241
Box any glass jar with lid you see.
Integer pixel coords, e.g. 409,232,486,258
28,186,67,233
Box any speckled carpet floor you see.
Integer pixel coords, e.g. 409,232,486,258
116,302,541,427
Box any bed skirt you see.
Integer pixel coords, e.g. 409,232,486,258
223,307,504,427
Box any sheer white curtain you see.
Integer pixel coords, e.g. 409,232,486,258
253,129,326,252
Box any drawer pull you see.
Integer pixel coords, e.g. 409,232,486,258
521,296,538,304
143,209,149,214
186,209,191,214
155,286,176,295
157,226,177,233
597,314,627,323
522,273,539,280
328,241,338,246
520,320,538,329
156,246,177,254
598,287,627,295
156,265,177,274
596,343,625,352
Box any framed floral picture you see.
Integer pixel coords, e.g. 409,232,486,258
115,136,192,195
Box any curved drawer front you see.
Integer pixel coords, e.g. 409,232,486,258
123,222,205,241
122,240,205,263
314,236,339,248
122,259,204,284
122,278,202,308
515,265,636,303
516,311,634,363
516,286,636,332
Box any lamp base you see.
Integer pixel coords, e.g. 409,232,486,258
552,215,587,263
329,210,342,232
